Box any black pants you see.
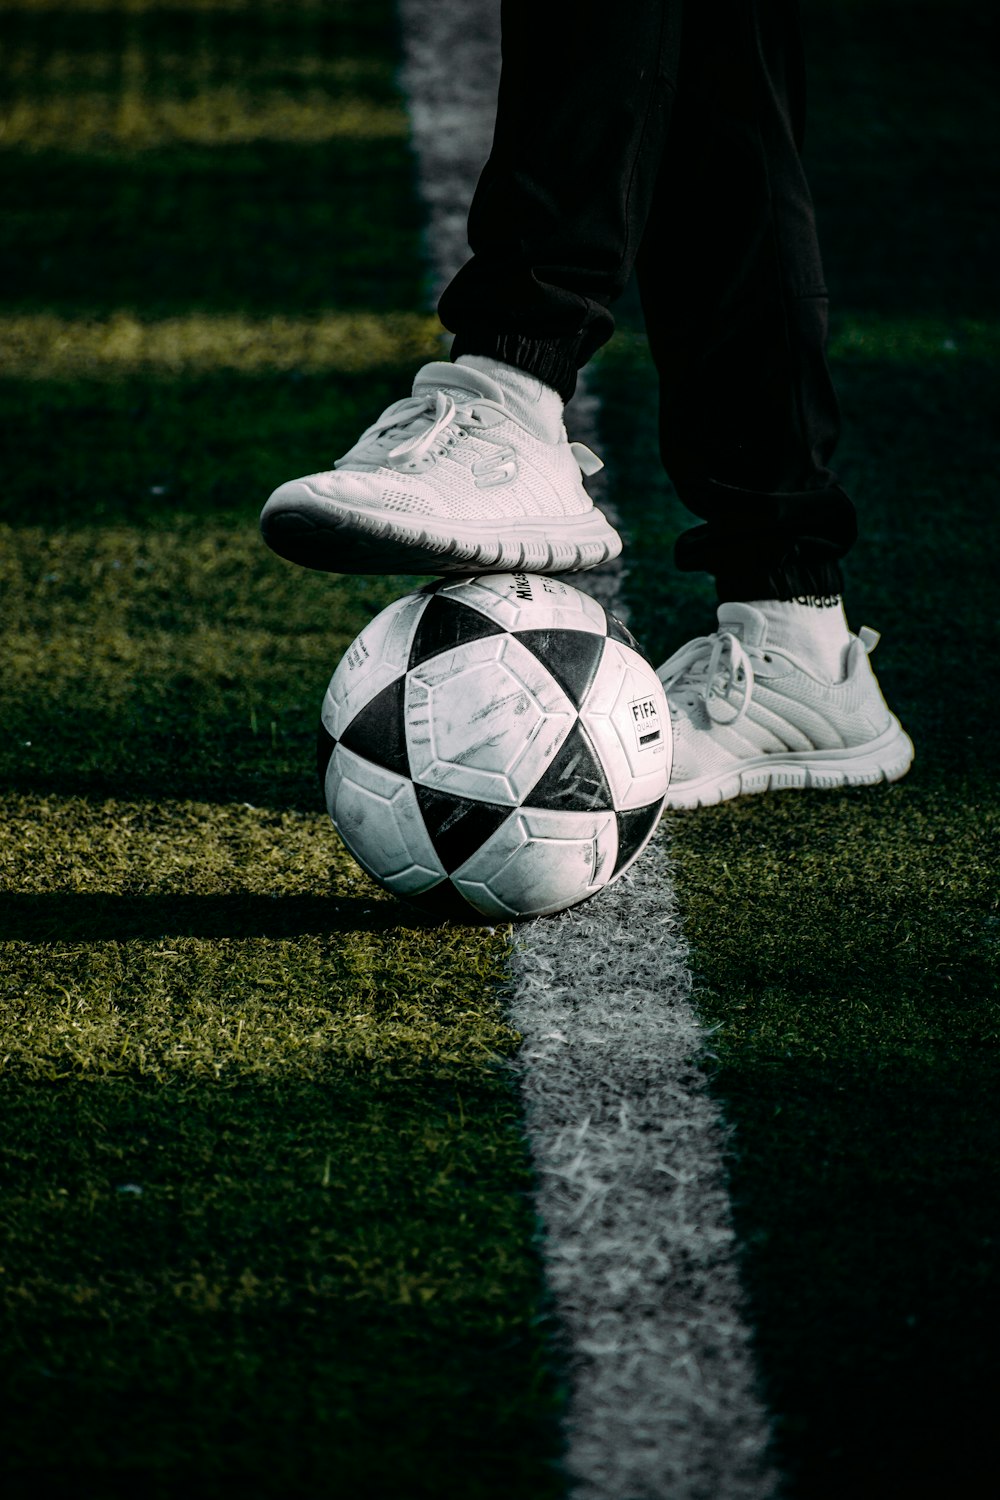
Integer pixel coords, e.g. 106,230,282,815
437,0,856,600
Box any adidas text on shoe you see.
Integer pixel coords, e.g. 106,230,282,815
260,361,621,576
658,602,914,810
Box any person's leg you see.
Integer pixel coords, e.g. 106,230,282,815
640,0,912,805
261,0,683,578
635,0,855,604
440,0,682,402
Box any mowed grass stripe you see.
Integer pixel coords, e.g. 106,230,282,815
1,9,406,150
0,4,426,322
0,313,442,379
0,795,514,1077
3,312,996,380
4,0,334,15
1,523,421,807
0,3,568,1494
594,2,1000,1494
0,370,433,530
0,92,406,149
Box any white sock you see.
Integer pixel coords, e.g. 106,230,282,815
455,354,565,443
749,596,852,682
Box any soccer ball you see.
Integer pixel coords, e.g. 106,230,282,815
318,573,671,921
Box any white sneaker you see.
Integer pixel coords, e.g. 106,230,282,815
658,602,914,810
260,360,621,575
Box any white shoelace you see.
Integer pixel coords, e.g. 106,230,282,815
339,390,487,472
337,389,605,477
658,629,772,726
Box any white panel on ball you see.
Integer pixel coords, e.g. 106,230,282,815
327,745,446,894
406,634,576,805
580,638,671,810
321,591,429,740
440,573,609,635
453,808,620,919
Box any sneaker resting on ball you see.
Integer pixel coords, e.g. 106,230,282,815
658,602,914,810
260,357,621,575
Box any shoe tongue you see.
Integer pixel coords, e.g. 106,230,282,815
717,602,769,648
411,359,504,405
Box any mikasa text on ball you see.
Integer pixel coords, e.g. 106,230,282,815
318,573,671,920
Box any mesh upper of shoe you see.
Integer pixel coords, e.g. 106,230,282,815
378,489,435,516
661,626,894,785
298,379,594,522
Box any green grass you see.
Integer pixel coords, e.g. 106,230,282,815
593,4,1000,1494
0,6,565,1496
3,1,999,1496
0,796,564,1498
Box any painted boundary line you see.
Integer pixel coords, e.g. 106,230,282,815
397,5,779,1496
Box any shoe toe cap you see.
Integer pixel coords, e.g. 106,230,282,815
262,470,367,517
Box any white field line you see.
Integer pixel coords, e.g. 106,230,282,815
397,5,779,1496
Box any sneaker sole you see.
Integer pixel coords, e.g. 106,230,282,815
260,487,622,576
665,716,915,811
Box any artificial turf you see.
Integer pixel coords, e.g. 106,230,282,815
594,3,1000,1494
0,4,565,1495
0,798,565,1498
2,1,998,1497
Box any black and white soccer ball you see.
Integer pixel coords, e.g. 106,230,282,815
318,573,671,921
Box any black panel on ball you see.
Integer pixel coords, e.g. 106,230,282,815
317,721,337,788
414,784,513,874
613,798,665,876
604,610,641,652
407,594,506,671
401,879,486,924
526,720,613,812
338,674,410,777
513,628,607,710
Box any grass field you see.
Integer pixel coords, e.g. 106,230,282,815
0,5,565,1495
2,1,998,1496
596,5,1000,1492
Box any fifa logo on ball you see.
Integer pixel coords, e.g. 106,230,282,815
630,696,663,748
